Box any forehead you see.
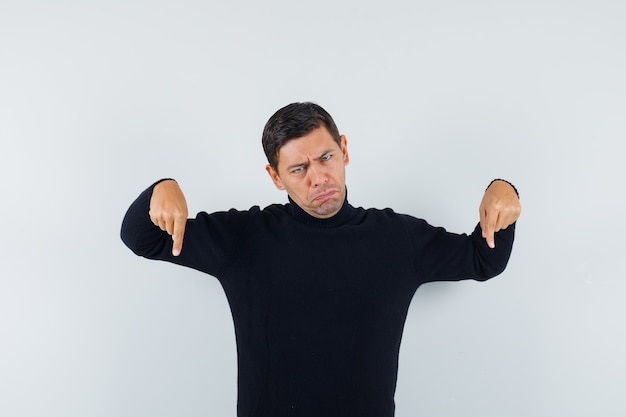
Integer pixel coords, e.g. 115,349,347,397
277,126,339,163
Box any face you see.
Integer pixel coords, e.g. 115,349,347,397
266,126,349,219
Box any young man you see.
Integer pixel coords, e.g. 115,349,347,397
121,102,521,417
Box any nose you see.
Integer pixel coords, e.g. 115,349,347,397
308,165,328,187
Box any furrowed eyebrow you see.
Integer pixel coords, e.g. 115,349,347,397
285,149,335,171
316,149,335,159
286,161,308,171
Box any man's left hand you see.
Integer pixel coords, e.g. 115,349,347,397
479,180,522,249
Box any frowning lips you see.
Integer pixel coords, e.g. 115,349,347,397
311,188,339,203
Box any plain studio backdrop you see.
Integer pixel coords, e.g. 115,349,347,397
1,0,624,416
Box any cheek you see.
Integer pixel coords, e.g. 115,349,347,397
331,166,344,180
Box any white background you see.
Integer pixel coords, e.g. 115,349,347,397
1,1,625,416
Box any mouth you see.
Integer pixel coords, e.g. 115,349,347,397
312,189,338,202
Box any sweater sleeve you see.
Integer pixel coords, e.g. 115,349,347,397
120,181,252,277
406,217,516,283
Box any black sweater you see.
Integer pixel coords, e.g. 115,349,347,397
121,182,515,417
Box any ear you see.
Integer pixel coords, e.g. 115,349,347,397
340,135,350,166
266,164,285,190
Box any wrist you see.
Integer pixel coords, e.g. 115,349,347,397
487,179,519,198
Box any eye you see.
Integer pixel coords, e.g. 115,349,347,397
291,166,305,174
321,154,332,162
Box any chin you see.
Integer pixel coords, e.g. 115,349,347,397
314,200,342,217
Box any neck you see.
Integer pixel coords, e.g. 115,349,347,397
287,192,355,228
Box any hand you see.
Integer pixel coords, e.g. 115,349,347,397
479,180,521,249
149,180,188,256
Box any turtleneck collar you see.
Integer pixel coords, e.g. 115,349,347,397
286,191,357,229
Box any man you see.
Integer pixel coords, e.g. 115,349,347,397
121,102,521,417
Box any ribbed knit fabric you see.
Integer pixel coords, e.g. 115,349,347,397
121,181,515,417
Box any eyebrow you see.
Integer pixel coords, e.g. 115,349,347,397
285,148,335,171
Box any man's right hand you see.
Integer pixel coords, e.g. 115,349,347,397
149,179,188,256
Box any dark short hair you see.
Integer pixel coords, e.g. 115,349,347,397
262,102,341,170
